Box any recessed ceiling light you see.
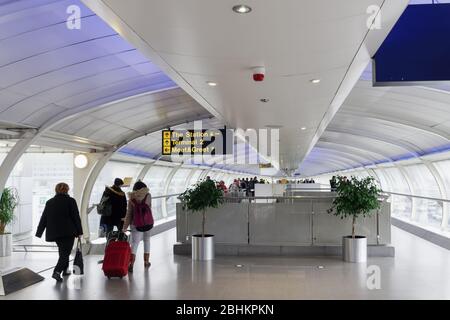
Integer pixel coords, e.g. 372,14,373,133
301,127,307,131
310,79,321,84
206,81,217,86
232,4,252,14
260,98,269,103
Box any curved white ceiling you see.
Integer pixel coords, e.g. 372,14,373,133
0,0,176,129
82,0,410,171
2,0,450,179
299,80,450,176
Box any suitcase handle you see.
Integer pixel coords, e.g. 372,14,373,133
106,230,130,246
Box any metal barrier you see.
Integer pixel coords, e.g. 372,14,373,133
177,194,391,246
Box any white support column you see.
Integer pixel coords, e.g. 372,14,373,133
79,152,114,241
73,153,106,207
161,163,183,218
0,133,37,195
424,161,449,230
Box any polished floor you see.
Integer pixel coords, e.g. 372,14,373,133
1,226,450,300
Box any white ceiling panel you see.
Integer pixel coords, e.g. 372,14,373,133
84,0,409,171
301,80,450,176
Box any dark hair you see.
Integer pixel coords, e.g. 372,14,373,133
133,180,147,191
55,182,69,194
114,178,124,186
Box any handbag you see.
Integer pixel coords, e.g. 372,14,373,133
73,238,84,275
97,195,112,216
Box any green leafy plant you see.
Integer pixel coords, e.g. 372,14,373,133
0,187,19,234
180,179,224,238
328,176,381,238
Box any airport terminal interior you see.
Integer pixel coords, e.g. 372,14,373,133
1,0,450,300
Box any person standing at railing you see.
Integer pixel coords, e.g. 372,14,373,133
122,181,154,272
99,178,127,235
217,180,228,194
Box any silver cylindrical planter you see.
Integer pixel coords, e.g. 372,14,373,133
191,234,214,261
343,236,367,263
0,233,12,257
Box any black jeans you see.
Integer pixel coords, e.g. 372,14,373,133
54,237,75,274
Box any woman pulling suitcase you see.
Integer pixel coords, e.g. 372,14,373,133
122,181,154,272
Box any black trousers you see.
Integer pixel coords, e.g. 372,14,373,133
54,237,75,274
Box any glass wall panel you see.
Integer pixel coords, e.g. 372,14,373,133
143,165,173,220
433,160,450,198
373,169,390,191
187,169,203,187
432,160,450,231
381,167,410,193
167,168,191,217
3,153,74,240
403,164,442,228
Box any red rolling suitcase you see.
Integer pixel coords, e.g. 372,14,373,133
102,233,131,279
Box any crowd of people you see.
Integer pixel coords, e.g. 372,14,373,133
212,176,268,197
35,178,154,282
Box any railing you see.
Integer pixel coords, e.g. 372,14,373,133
88,193,182,241
383,191,450,203
382,190,450,234
177,193,391,246
13,244,58,253
152,193,181,200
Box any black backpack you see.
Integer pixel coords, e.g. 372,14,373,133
97,194,112,216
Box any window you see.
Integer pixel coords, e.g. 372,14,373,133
143,165,174,219
403,164,442,228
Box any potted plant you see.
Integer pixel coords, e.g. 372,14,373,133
328,176,381,262
0,187,19,257
180,179,224,261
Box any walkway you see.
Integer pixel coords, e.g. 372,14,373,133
1,226,449,299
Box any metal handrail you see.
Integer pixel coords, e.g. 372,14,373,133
224,195,337,200
280,187,450,203
90,193,182,209
152,193,181,200
383,191,450,203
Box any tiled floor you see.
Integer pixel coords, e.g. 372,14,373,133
1,226,450,300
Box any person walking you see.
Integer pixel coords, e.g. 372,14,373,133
36,183,83,282
122,181,154,272
99,178,127,235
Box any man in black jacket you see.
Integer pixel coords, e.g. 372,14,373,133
36,183,83,282
99,178,127,235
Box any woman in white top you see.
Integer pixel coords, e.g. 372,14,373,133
122,181,153,272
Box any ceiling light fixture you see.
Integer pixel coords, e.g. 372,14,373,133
301,127,307,131
74,154,89,169
206,81,217,87
260,98,269,103
310,79,321,84
232,4,252,14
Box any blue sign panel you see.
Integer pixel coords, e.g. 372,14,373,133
373,4,450,86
